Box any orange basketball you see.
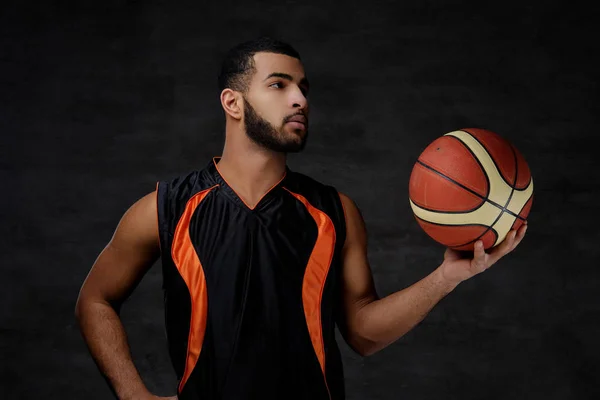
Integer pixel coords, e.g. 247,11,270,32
408,128,533,251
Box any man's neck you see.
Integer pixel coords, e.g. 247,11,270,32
216,146,287,209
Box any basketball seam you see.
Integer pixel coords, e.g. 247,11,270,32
455,130,527,221
411,161,485,213
499,137,518,216
414,160,524,220
460,129,516,188
509,142,533,191
515,196,533,221
449,131,520,247
414,215,499,248
438,134,491,199
459,129,533,194
452,207,503,249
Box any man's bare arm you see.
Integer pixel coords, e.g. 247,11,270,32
336,192,525,357
74,190,169,399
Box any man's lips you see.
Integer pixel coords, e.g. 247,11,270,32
287,115,307,125
286,121,306,130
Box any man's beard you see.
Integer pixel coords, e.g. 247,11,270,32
243,97,308,153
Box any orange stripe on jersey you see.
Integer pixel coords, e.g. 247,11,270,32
283,188,336,398
171,185,217,393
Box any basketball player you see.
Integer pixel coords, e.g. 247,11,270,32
75,37,528,400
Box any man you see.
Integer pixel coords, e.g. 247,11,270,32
75,37,527,400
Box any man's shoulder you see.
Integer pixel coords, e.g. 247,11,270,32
158,169,200,193
157,161,216,198
284,169,344,212
286,169,338,193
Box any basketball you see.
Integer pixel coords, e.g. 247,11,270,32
408,128,533,251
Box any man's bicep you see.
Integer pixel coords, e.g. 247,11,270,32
78,190,161,307
338,193,379,323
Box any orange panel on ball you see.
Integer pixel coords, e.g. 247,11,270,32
409,162,485,211
511,195,533,230
511,144,532,190
451,229,498,251
418,136,488,197
415,217,491,247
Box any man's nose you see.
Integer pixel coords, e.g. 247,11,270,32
290,86,308,110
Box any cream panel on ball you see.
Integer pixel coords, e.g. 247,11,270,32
506,178,534,215
410,199,501,226
445,131,513,207
490,211,519,247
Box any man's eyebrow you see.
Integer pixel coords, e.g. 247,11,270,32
263,72,310,89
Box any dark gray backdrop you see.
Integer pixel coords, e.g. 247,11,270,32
2,0,599,399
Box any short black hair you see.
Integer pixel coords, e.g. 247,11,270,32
217,36,301,93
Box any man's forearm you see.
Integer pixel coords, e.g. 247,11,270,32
355,266,458,355
75,300,151,399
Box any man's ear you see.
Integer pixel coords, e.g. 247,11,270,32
220,89,243,120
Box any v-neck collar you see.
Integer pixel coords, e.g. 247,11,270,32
209,157,289,212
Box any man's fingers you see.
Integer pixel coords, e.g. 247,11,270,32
512,224,528,248
470,223,528,272
501,230,517,252
474,240,485,258
489,224,528,264
506,224,527,253
488,230,516,264
472,240,487,270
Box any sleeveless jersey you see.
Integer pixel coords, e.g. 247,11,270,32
156,157,348,400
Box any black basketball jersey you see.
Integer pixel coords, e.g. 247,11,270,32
156,157,348,400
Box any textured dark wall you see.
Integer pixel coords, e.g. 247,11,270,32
2,1,599,399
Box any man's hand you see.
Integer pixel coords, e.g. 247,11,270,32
440,222,528,286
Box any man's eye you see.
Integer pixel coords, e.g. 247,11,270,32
270,82,283,88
